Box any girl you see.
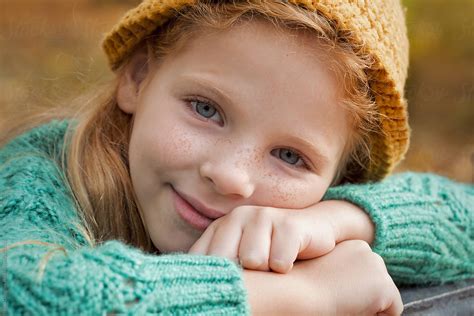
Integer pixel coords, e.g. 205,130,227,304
1,0,472,315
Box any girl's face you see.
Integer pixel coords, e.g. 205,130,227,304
118,20,351,253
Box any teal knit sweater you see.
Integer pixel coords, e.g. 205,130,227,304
1,119,473,314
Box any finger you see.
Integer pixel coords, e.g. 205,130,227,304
268,222,300,273
188,222,217,254
297,223,335,260
238,215,272,271
207,217,243,261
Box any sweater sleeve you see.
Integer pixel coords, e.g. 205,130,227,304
0,122,250,315
323,172,474,286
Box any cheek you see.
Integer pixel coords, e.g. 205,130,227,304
138,122,203,173
260,172,329,209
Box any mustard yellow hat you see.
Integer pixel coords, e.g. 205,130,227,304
102,0,410,182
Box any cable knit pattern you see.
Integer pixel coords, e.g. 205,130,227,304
0,120,249,315
324,173,474,285
1,120,473,313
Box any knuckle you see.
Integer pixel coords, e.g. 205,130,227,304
233,205,262,220
374,272,394,294
344,239,371,253
279,218,299,233
213,215,227,226
380,285,401,314
205,220,219,232
232,205,248,214
372,252,386,268
246,207,273,225
258,207,274,219
367,252,388,274
226,208,242,220
355,240,371,251
240,254,268,270
397,300,404,315
212,219,228,232
236,205,257,213
269,258,292,273
224,211,247,226
343,240,372,261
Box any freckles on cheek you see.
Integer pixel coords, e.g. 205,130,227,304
262,172,297,205
262,173,325,208
153,126,196,168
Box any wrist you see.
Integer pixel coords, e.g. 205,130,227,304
317,200,375,245
242,269,303,315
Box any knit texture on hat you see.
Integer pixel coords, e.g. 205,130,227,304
101,0,410,182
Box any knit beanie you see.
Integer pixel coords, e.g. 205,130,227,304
101,0,410,182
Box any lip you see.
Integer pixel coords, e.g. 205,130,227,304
173,187,225,220
171,186,222,231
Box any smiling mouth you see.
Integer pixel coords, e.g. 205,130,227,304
171,185,213,231
171,185,226,220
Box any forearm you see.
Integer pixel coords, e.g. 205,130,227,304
243,269,289,315
2,240,250,314
242,261,320,315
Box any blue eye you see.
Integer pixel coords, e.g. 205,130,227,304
193,100,216,118
187,98,223,124
271,148,311,170
279,148,299,164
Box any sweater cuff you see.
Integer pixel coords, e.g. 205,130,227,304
104,241,250,315
4,240,250,315
323,172,474,285
323,180,393,252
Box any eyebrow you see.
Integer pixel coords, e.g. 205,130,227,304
178,74,237,111
178,74,331,170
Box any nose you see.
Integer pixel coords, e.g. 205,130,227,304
199,160,255,199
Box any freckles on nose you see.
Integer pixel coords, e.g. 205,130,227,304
235,147,263,169
232,147,299,204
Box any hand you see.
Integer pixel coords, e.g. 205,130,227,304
189,200,375,273
316,199,375,245
189,203,340,273
243,240,403,316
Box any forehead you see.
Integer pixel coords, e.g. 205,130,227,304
161,19,338,96
152,19,350,163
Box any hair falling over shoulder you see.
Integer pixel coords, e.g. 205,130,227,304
64,78,157,253
1,78,157,255
1,0,380,254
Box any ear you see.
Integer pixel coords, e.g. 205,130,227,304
117,45,151,114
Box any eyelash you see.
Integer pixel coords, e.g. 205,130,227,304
274,148,313,171
183,96,313,171
184,96,224,125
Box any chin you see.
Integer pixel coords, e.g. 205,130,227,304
155,241,194,254
151,231,197,254
147,183,202,253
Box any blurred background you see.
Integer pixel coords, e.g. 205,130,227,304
1,0,473,183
